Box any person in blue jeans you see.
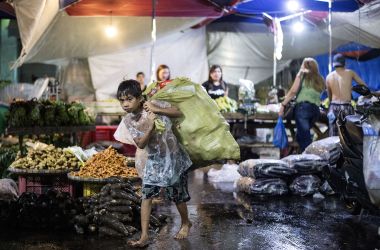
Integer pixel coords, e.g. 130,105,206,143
279,58,325,152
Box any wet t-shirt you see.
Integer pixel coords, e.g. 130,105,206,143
202,82,226,99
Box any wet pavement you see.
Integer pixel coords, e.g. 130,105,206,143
1,170,380,250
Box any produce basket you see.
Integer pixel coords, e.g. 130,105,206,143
8,167,74,175
67,173,140,197
17,174,75,196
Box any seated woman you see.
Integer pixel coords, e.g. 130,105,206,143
202,65,229,99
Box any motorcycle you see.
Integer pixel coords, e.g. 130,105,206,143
323,85,380,215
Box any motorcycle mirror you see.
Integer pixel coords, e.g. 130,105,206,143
352,85,371,96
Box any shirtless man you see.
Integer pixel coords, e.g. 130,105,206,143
326,53,367,136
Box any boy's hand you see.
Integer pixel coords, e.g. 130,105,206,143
147,111,156,129
144,101,160,114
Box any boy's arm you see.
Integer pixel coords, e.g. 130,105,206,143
144,102,183,118
132,112,156,149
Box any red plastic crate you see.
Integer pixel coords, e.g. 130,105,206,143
94,126,117,141
18,174,75,196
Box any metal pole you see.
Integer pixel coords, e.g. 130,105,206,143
328,0,332,73
150,0,157,83
273,20,277,87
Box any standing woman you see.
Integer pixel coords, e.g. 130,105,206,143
279,58,325,152
202,65,229,99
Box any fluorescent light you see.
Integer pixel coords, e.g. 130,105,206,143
287,0,300,12
105,25,117,38
293,21,304,33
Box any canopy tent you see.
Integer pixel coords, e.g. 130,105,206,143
207,0,380,86
12,0,234,66
10,0,380,100
11,0,235,100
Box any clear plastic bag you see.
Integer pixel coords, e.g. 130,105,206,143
238,159,295,179
207,164,241,183
0,179,18,201
235,177,288,196
362,117,380,207
282,154,328,174
320,181,335,196
114,118,147,177
303,136,341,164
290,175,321,196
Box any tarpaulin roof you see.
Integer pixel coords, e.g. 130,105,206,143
12,0,239,66
65,0,231,17
233,0,362,15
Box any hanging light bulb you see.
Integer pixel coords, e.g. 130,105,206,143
105,25,117,38
293,21,304,33
105,11,117,38
287,0,300,12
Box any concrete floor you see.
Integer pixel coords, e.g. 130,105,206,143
1,170,380,250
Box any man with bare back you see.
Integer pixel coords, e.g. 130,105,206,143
326,53,367,136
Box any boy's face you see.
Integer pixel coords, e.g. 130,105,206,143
119,94,142,113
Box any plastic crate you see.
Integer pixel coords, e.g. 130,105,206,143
83,183,104,197
94,126,118,141
18,174,75,196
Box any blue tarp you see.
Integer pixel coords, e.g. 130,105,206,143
315,43,380,99
233,0,361,15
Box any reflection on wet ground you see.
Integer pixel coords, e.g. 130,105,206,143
1,170,380,250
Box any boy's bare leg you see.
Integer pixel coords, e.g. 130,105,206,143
174,202,192,239
128,199,152,247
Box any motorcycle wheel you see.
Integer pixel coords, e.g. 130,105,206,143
343,198,362,215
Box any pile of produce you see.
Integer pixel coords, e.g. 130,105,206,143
71,147,138,179
74,180,166,237
10,145,81,171
0,190,81,230
7,99,94,128
215,96,238,113
0,145,18,177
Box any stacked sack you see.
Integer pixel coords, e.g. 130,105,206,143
235,137,341,197
236,159,296,196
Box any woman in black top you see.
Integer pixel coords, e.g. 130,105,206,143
202,65,229,99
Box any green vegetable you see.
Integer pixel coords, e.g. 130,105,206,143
56,101,70,126
154,118,166,134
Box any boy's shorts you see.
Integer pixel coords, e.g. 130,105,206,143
142,173,190,204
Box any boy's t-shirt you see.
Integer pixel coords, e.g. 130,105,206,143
124,100,192,187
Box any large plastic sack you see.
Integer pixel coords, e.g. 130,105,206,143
273,117,288,149
362,118,380,207
114,118,147,177
207,164,241,183
238,159,295,179
0,179,18,201
303,136,341,164
282,154,328,174
235,177,288,196
145,78,240,166
290,175,321,196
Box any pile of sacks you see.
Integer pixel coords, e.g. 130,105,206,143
235,137,340,197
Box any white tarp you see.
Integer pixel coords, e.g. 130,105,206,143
331,1,380,48
12,0,204,65
207,22,348,85
89,27,209,100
